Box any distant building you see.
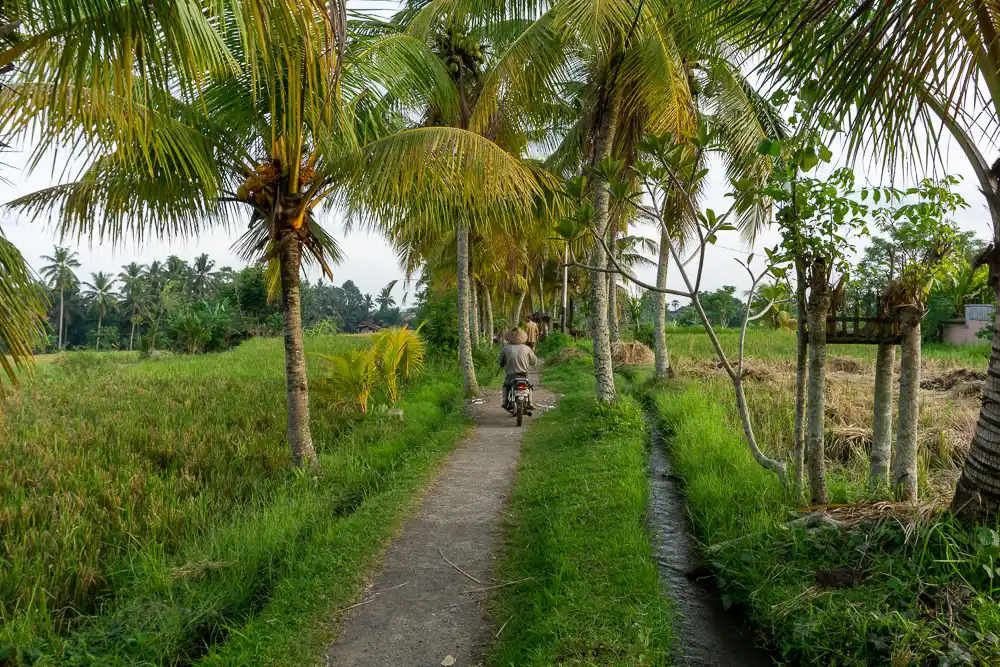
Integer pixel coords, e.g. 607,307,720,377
358,321,382,334
942,304,995,346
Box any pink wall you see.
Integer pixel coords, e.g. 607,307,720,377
942,319,990,346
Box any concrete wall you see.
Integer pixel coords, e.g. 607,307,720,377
942,319,991,346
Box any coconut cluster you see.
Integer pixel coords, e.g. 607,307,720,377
434,21,485,76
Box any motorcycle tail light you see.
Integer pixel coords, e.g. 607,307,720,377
516,382,526,390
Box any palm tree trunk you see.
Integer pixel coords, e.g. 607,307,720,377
806,264,830,504
471,279,480,344
456,225,480,396
953,269,1000,520
561,245,569,333
484,287,494,346
653,229,671,380
893,307,921,501
58,286,65,350
96,314,102,351
537,269,545,320
278,238,318,467
129,319,136,351
793,261,808,491
511,289,525,327
608,270,620,345
588,87,622,405
869,341,895,490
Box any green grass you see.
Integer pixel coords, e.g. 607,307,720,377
489,354,672,667
1,336,470,666
644,333,1000,665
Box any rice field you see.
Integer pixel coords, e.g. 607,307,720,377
0,335,469,664
665,328,987,500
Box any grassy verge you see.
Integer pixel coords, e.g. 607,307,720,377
646,380,1000,665
489,352,672,666
2,336,470,666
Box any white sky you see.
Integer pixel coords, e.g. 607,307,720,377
1,1,994,301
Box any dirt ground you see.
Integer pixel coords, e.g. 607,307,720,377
324,365,556,667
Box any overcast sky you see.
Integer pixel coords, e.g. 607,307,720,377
1,2,994,302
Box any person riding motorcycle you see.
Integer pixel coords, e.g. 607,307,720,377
499,327,537,412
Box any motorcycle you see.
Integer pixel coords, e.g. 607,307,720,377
505,376,533,426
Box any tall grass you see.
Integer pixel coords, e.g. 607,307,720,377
489,356,672,666
646,329,1000,664
1,336,469,665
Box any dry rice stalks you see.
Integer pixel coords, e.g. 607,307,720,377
611,341,654,367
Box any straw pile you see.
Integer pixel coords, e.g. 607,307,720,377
611,341,654,367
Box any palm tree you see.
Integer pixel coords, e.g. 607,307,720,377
165,256,191,292
358,9,559,397
6,3,542,467
376,280,398,312
468,0,780,401
82,272,117,350
39,246,81,350
118,263,148,351
739,0,1000,518
0,232,46,395
191,253,217,299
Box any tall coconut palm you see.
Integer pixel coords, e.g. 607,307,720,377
734,0,1000,518
469,0,781,401
118,262,147,351
356,7,560,396
39,246,80,349
5,2,542,466
82,271,117,350
191,253,217,299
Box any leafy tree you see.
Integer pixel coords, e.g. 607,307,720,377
700,286,743,328
39,246,80,350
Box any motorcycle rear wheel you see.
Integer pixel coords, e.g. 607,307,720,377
516,401,523,427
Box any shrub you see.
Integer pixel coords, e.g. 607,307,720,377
415,290,458,354
319,347,378,412
373,327,426,404
322,327,427,411
535,331,573,359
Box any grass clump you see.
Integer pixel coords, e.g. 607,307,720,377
647,380,1000,665
1,335,469,666
490,356,672,666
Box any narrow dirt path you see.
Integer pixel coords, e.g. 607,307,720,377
324,363,554,667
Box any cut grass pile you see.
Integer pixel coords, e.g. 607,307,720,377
642,328,1000,665
489,353,672,667
2,335,470,666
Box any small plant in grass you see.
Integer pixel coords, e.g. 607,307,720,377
322,327,427,411
372,326,426,405
320,347,378,413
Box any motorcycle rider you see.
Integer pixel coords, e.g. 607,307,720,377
499,327,537,412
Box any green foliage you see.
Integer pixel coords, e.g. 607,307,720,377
373,326,427,404
0,336,468,665
534,331,573,359
490,358,673,666
320,347,379,413
321,327,427,411
415,286,459,354
645,338,1000,665
164,300,234,354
